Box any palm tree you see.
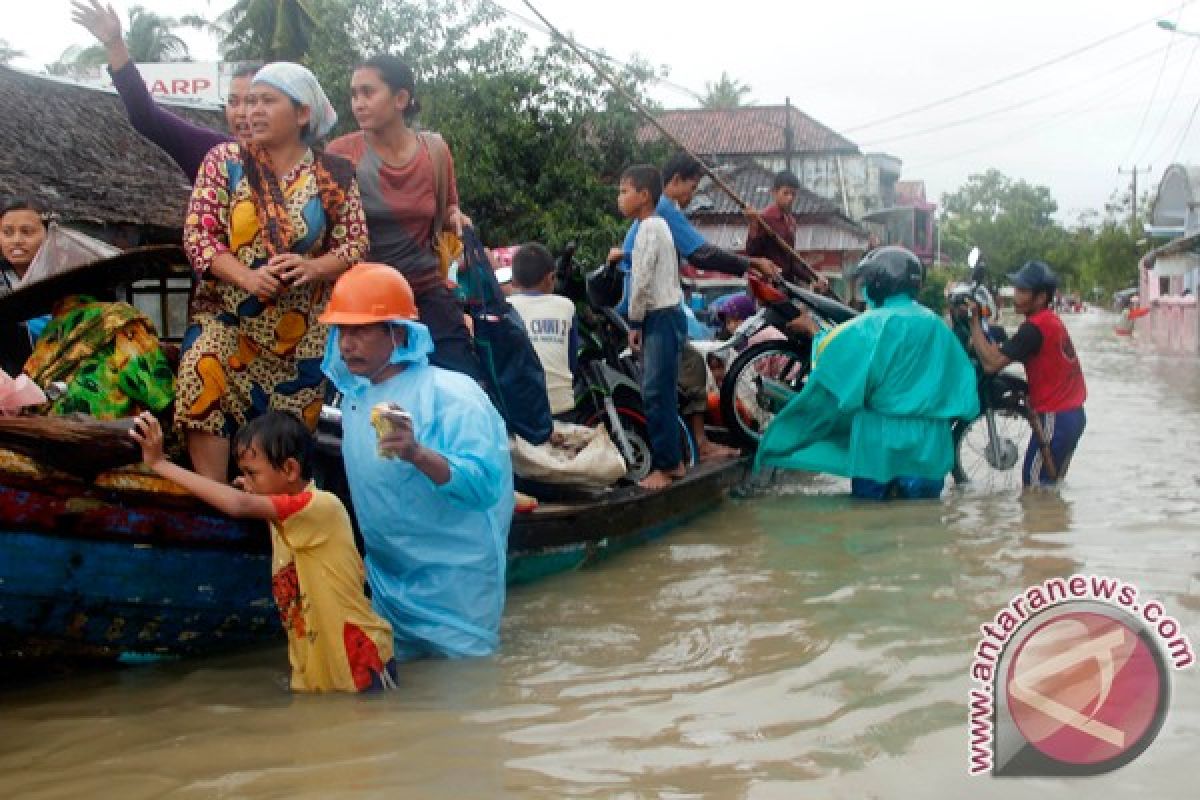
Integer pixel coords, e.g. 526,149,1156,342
124,5,191,62
49,5,192,76
0,39,24,65
220,0,321,62
701,72,753,109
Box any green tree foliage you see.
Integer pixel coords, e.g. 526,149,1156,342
220,0,320,62
939,168,1069,276
48,6,191,76
307,0,667,263
701,71,753,109
938,169,1145,300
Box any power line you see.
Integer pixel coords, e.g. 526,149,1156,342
844,0,1197,135
1123,7,1184,162
1169,91,1200,161
485,0,706,103
907,61,1160,172
1140,40,1200,163
859,45,1171,148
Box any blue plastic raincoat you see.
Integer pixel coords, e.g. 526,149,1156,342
755,294,979,484
323,320,514,659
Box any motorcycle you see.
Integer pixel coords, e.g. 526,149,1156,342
947,247,1043,491
713,275,858,449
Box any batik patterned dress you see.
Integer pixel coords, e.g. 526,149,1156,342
23,295,175,420
177,142,367,435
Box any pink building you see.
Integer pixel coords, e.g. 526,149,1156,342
1140,165,1199,355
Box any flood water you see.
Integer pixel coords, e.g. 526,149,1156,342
2,312,1198,798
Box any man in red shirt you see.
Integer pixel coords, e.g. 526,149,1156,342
746,170,820,288
968,261,1087,486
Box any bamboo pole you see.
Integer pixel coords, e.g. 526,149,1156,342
517,0,828,289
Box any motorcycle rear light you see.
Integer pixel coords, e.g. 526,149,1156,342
748,276,787,305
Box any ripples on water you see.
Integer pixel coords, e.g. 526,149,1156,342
1,313,1197,798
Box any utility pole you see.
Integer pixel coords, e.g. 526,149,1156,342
1118,165,1152,237
784,96,794,174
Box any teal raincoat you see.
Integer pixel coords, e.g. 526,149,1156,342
323,320,514,659
755,294,979,482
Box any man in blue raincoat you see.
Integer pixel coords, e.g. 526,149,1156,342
755,246,979,499
320,263,514,658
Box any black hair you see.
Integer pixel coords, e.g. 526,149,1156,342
360,55,421,122
233,411,314,481
231,62,264,80
0,195,51,224
512,242,555,288
621,164,663,207
773,170,801,190
662,151,704,185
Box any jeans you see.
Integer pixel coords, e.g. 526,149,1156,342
641,307,687,471
852,476,945,500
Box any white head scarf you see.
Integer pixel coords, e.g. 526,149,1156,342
252,62,338,144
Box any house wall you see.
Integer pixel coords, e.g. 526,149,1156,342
714,153,896,221
1139,264,1200,355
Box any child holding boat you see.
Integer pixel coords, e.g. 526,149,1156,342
130,410,398,692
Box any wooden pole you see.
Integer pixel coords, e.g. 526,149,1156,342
517,0,826,288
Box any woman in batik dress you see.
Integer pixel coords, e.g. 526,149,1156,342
178,62,367,479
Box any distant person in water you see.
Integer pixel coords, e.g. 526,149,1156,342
131,410,398,693
72,0,257,180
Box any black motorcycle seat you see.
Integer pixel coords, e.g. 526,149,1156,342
791,286,859,324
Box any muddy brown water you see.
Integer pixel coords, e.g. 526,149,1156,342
1,312,1197,798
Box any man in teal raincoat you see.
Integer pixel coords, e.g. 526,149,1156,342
755,246,979,499
320,263,514,659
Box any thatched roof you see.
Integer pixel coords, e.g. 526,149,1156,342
0,67,225,232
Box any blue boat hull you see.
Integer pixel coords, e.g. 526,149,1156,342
0,458,744,662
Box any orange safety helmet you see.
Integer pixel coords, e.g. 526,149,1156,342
319,262,419,325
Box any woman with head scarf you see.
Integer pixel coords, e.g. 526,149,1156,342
328,55,482,382
178,63,368,480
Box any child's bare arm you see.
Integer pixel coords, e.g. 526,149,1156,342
130,412,279,521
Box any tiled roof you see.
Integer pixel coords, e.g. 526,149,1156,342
687,162,867,254
640,105,859,157
688,162,841,218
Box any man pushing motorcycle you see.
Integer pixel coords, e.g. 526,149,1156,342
755,246,979,500
967,260,1087,487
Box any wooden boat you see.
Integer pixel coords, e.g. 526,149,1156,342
0,243,747,664
0,440,745,662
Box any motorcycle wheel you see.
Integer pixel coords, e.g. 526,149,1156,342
719,339,810,450
951,409,1030,491
584,407,696,483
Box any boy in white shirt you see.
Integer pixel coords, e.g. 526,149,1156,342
507,243,579,416
619,164,686,490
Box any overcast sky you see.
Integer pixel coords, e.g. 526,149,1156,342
8,0,1200,222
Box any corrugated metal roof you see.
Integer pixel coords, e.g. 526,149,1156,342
688,161,841,217
640,105,859,157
